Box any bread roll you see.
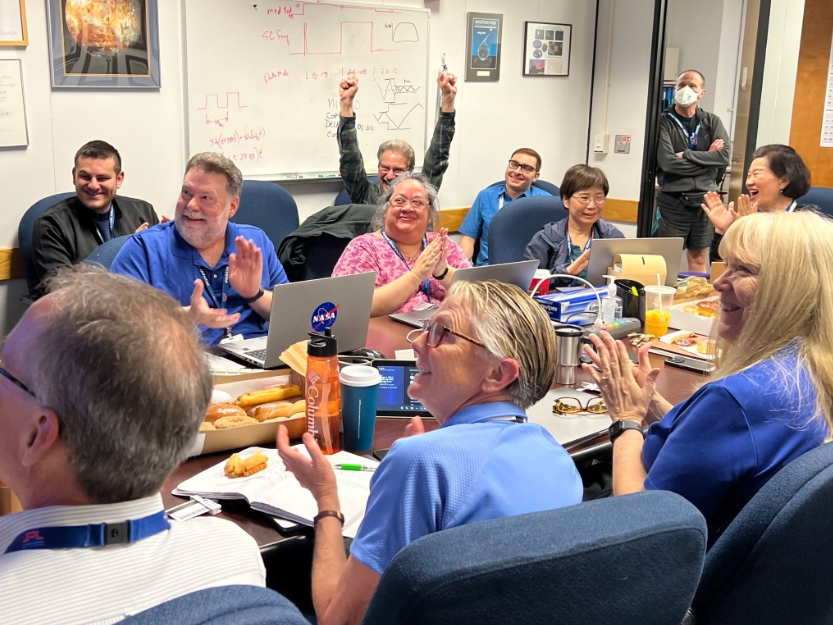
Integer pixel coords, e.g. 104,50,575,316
205,403,247,424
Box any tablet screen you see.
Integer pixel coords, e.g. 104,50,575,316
373,360,430,416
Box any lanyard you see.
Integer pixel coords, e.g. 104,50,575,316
198,266,233,340
787,200,797,212
566,232,593,255
4,510,170,554
498,193,505,211
380,228,431,300
669,114,701,150
92,206,116,244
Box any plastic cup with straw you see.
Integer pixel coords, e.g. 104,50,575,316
644,274,674,337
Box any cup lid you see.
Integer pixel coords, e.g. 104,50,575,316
339,364,382,387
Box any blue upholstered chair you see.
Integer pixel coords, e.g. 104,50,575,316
487,195,564,265
487,179,561,197
362,490,707,625
119,584,309,625
689,442,833,625
797,186,833,217
232,181,299,253
84,234,132,270
334,175,381,206
18,192,76,296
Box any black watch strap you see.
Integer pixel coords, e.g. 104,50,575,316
608,420,645,443
433,265,450,280
313,510,345,526
243,287,265,303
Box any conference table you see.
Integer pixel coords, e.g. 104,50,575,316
162,316,705,550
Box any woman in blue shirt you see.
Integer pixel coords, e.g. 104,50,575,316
584,210,833,545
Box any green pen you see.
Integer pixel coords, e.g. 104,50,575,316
334,463,376,472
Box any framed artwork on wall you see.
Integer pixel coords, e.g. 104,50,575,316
523,22,572,77
465,12,502,82
0,0,28,46
47,0,160,88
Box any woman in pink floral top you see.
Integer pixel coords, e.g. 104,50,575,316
333,173,471,316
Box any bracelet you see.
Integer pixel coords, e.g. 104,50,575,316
432,265,449,280
242,287,265,303
313,510,345,526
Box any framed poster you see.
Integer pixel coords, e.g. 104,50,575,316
0,59,29,147
0,0,27,46
465,12,502,82
523,22,572,77
47,0,160,88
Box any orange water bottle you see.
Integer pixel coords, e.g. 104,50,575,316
305,329,341,454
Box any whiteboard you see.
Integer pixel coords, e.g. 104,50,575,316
183,0,430,180
0,59,28,148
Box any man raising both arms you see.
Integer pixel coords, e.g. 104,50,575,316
337,72,457,204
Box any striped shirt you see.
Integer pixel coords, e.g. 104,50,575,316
0,494,265,624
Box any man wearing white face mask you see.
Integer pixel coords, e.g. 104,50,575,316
655,69,730,273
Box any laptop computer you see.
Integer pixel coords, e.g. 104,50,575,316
585,237,684,287
389,259,539,328
219,272,376,368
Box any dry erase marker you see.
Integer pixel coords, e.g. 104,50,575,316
334,463,376,472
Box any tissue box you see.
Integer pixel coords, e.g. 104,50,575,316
534,287,607,324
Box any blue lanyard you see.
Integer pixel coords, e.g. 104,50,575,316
565,232,593,255
380,228,431,300
93,207,116,244
4,510,170,553
669,114,701,150
198,266,232,340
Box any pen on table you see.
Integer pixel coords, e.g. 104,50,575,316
334,463,376,472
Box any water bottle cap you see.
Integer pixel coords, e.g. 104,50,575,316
308,329,338,357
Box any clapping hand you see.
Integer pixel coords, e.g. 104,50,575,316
431,229,450,278
277,426,339,505
412,237,442,281
566,249,591,276
701,192,757,235
229,236,263,301
187,279,241,329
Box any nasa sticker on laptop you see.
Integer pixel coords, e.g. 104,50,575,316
311,302,340,332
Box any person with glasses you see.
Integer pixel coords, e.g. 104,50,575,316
524,164,623,287
459,148,552,265
333,173,470,316
0,266,271,624
276,280,582,625
584,211,833,547
337,72,458,205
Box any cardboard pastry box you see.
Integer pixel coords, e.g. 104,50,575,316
668,297,718,336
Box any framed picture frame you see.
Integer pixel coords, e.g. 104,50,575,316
523,22,572,77
0,59,29,147
465,12,502,82
47,0,160,88
0,0,28,46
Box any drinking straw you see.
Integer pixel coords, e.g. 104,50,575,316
657,274,663,313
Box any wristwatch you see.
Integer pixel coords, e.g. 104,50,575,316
313,510,345,526
242,287,265,303
432,265,450,280
608,420,645,443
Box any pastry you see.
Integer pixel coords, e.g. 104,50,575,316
224,451,268,478
199,421,216,432
248,401,295,422
210,389,235,405
236,384,302,409
214,415,259,429
205,403,247,424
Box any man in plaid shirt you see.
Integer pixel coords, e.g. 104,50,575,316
337,72,458,205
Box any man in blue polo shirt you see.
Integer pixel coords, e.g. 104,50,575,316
112,152,288,345
459,148,552,265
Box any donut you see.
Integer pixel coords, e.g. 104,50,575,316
199,421,216,432
205,403,247,424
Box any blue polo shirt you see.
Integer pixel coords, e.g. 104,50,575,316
350,401,583,574
642,350,828,546
111,221,288,345
459,183,552,265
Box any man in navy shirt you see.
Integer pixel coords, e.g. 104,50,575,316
112,152,288,345
459,148,552,265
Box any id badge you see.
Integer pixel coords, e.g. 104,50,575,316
219,334,245,344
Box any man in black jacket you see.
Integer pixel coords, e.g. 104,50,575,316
30,140,158,297
655,70,730,272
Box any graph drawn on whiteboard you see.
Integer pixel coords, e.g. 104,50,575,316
183,0,431,179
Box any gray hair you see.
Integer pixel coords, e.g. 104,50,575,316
443,281,558,408
32,265,212,504
185,152,243,198
377,139,415,171
371,172,439,231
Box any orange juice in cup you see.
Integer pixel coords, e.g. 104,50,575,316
645,310,671,336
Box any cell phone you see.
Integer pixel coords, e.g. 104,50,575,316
665,356,715,374
371,359,431,417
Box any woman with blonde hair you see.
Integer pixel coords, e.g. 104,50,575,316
584,210,833,546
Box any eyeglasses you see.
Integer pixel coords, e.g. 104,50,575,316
378,165,408,177
507,160,537,174
406,320,486,349
552,396,607,416
0,364,36,399
571,194,607,206
390,195,430,210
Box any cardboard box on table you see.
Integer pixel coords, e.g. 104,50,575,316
668,297,718,336
608,254,668,289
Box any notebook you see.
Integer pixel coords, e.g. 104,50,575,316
389,259,539,328
219,272,375,368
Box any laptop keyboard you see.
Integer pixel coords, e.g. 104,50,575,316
246,349,267,361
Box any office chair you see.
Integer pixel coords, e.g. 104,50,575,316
797,186,833,217
119,584,309,625
334,175,381,206
232,181,299,253
84,234,132,270
487,195,564,265
689,442,833,625
487,179,561,197
18,192,76,296
362,490,707,625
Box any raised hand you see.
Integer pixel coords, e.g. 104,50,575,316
437,72,457,97
412,237,442,281
339,76,359,103
277,426,339,505
566,249,591,276
735,194,757,216
187,279,241,329
229,236,263,301
431,229,450,277
700,191,736,234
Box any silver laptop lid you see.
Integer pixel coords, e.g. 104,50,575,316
449,259,539,290
585,237,684,287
